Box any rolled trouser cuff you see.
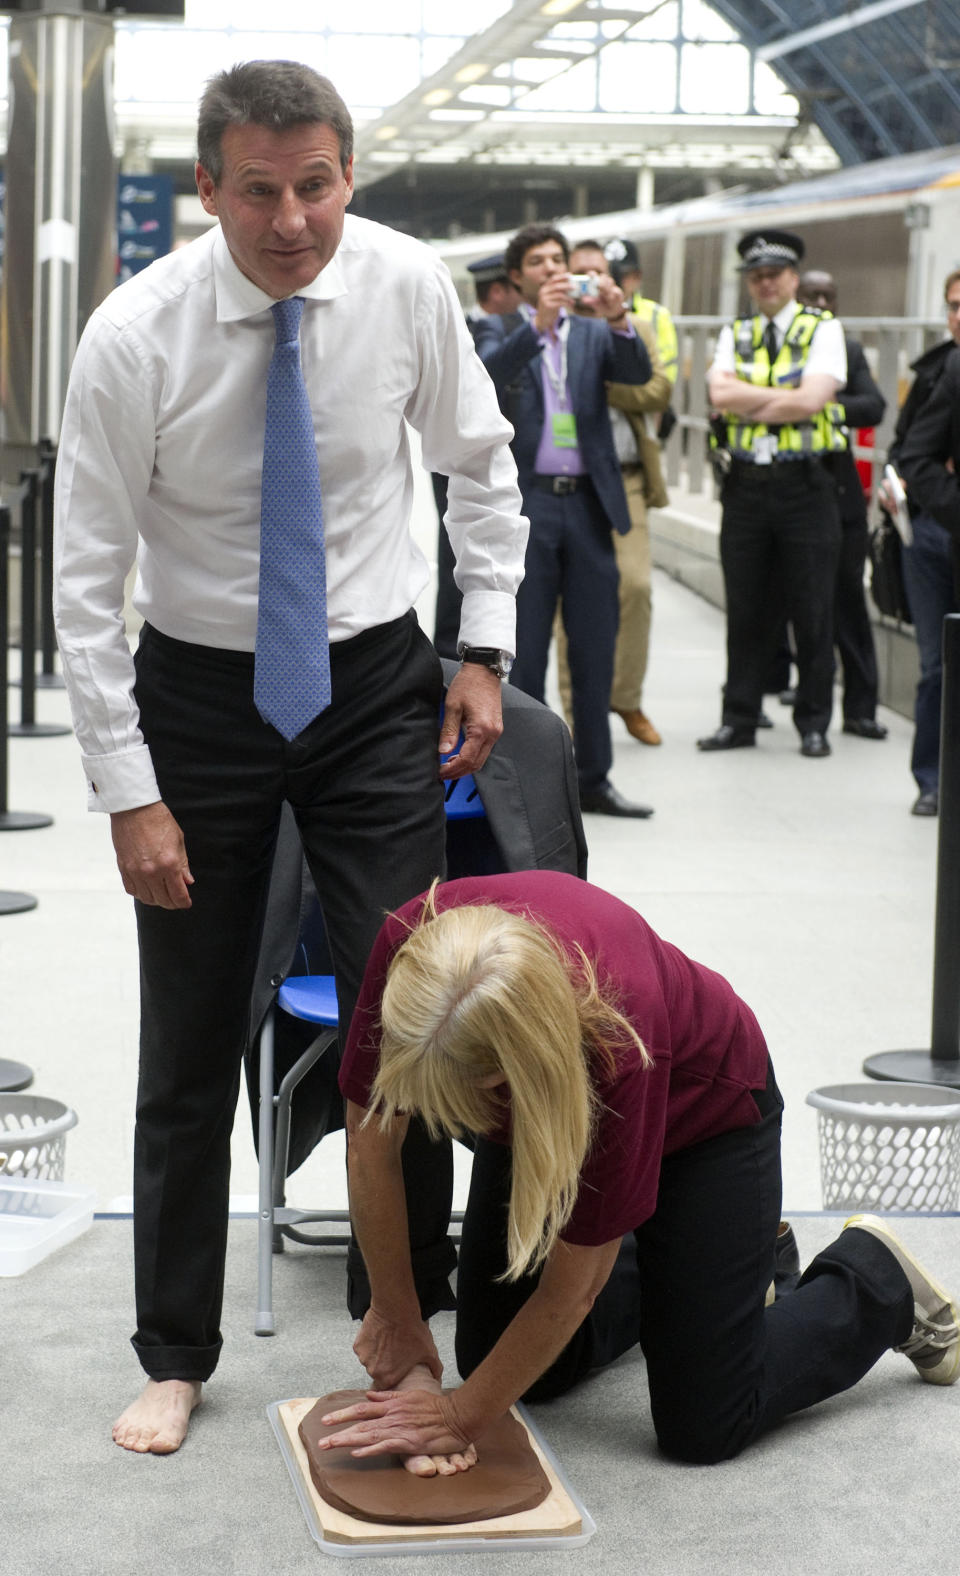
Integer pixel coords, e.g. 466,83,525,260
346,1236,458,1323
131,1333,223,1384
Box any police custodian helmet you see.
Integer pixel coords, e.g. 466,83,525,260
736,229,805,272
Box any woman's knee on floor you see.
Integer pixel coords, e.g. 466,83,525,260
652,1404,753,1465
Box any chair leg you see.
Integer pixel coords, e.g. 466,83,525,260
254,1007,277,1336
271,1027,339,1253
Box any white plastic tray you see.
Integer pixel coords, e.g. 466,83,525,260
0,1177,96,1275
268,1398,596,1558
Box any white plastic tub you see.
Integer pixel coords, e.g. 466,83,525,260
0,1177,96,1275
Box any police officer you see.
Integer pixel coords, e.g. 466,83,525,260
433,254,523,657
797,269,887,741
603,236,679,393
698,229,847,758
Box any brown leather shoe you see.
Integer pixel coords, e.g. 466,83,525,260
614,708,662,746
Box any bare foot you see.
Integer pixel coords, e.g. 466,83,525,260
112,1378,202,1454
393,1363,478,1478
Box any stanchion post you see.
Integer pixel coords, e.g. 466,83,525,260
864,611,960,1086
37,441,62,687
8,466,70,738
17,469,40,728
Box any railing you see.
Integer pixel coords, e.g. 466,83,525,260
662,315,949,498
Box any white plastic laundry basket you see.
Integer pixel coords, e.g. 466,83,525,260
805,1082,960,1212
0,1094,78,1181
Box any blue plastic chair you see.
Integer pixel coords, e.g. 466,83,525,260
443,770,484,820
254,771,484,1335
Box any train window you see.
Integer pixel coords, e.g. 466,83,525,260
683,233,727,316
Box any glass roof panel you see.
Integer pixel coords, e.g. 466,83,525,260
625,2,679,42
324,34,423,108
421,0,512,30
681,42,750,113
225,32,328,72
520,56,600,112
681,0,738,43
599,43,679,114
114,29,231,102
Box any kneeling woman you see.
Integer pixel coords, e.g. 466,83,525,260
320,871,958,1470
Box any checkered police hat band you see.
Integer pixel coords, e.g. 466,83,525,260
743,241,797,267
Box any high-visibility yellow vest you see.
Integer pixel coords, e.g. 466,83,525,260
630,293,678,385
721,308,847,461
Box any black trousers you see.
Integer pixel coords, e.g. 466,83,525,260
510,483,619,793
834,506,880,722
130,614,454,1381
455,1062,913,1464
719,461,841,738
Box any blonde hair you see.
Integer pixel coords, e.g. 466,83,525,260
368,883,650,1281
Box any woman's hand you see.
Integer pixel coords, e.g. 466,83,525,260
353,1306,442,1391
318,1386,477,1474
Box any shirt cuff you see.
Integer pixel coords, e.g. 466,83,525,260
81,744,161,813
456,589,518,658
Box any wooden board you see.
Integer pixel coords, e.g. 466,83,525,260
277,1398,583,1546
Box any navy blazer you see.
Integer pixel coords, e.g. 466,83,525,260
474,311,652,536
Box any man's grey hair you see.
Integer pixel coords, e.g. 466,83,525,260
197,61,354,183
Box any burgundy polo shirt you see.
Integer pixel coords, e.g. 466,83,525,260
339,872,770,1245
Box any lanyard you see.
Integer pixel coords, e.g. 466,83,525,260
539,315,571,408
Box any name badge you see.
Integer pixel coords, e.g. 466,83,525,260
552,410,578,448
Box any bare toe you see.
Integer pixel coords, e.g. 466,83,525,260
402,1453,438,1477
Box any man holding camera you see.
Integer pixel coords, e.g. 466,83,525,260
473,223,654,817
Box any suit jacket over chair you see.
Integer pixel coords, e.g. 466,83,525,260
246,666,588,1172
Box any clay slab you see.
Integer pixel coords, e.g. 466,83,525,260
269,1398,596,1557
298,1390,552,1524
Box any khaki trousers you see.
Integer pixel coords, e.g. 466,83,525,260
556,466,651,726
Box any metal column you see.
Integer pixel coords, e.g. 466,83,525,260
1,3,116,479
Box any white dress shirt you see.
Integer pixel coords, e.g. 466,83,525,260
703,304,844,384
710,301,847,383
54,217,528,812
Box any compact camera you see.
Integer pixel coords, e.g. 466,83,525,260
567,273,600,301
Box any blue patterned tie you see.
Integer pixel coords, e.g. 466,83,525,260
254,295,331,741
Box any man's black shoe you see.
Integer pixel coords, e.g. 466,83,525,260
756,710,774,729
767,1220,802,1304
775,1221,801,1287
580,783,654,818
800,731,831,757
842,718,888,740
697,725,756,752
779,688,797,706
912,789,939,817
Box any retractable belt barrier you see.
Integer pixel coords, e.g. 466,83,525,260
864,612,960,1087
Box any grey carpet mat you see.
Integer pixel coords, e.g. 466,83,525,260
4,1215,959,1575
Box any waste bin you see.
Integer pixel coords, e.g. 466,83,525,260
0,1094,78,1181
806,1081,960,1212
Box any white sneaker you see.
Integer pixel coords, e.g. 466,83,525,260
843,1214,960,1385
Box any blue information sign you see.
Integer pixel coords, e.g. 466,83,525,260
117,173,174,284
